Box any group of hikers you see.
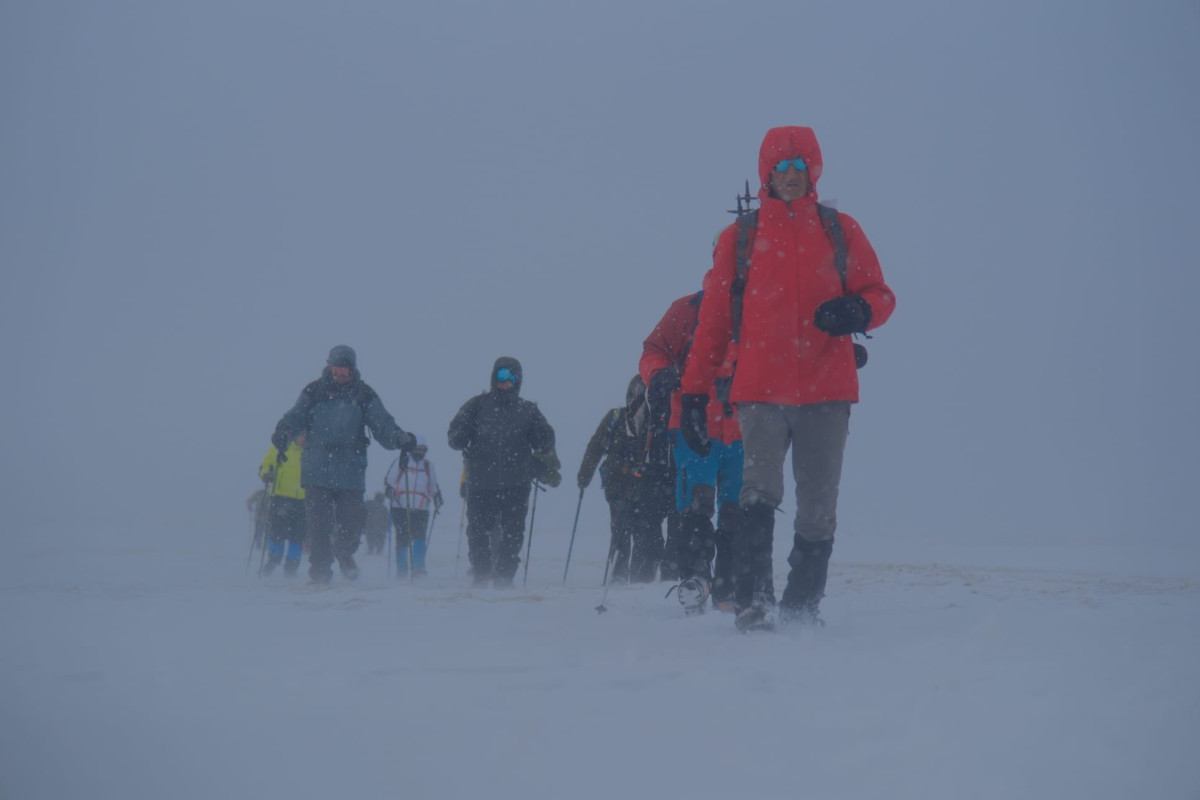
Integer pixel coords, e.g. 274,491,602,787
252,126,895,632
254,347,561,589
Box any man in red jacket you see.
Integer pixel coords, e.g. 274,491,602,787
681,126,896,631
640,291,744,612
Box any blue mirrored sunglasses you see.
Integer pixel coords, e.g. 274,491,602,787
774,157,808,173
496,368,515,382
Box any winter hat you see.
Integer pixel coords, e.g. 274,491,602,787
327,345,357,368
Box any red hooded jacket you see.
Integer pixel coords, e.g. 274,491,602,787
682,126,895,405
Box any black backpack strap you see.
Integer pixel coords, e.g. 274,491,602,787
355,382,378,446
818,202,871,367
817,203,848,289
730,209,758,345
730,204,847,339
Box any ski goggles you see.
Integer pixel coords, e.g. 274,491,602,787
773,157,808,173
496,368,516,383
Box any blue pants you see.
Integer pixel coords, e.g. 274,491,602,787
671,432,743,515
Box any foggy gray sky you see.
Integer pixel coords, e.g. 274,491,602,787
2,1,1198,560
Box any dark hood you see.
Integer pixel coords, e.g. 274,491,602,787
490,356,523,396
625,374,646,409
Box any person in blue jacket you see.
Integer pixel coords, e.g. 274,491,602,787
272,345,416,584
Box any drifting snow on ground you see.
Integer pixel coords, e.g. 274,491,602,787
1,531,1198,800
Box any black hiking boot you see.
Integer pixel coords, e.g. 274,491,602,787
779,537,833,626
337,554,359,581
712,503,740,611
731,502,777,632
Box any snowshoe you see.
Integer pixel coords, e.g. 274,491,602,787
669,576,710,616
734,605,776,632
778,604,825,628
735,594,777,633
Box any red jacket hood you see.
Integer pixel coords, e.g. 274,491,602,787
757,126,824,202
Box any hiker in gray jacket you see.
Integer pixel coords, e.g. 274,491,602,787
272,345,416,583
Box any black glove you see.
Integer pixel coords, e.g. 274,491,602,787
384,485,396,501
434,492,444,511
647,366,681,407
533,450,562,488
271,431,290,461
577,471,591,490
678,393,711,457
814,295,872,336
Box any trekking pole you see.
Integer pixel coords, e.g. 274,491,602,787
595,543,619,614
243,491,261,575
257,512,271,576
601,526,618,586
405,461,415,586
561,486,585,585
254,472,278,577
454,499,466,578
522,480,545,588
426,508,439,551
387,502,394,578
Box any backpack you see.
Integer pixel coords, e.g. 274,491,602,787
729,200,868,368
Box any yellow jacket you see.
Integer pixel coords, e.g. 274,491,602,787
259,442,305,500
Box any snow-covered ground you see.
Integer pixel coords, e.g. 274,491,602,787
3,523,1197,800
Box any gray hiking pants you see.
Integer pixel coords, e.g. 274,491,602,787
737,401,851,543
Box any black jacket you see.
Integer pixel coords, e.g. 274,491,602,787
447,357,557,493
578,375,671,506
578,408,640,503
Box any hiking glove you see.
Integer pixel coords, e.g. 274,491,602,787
577,471,592,490
679,393,711,457
648,366,681,406
814,295,872,336
648,367,680,431
533,450,562,488
272,431,290,461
